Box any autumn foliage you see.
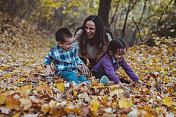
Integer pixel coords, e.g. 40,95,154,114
0,12,176,116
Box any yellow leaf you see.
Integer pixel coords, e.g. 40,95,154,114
66,100,71,106
119,98,133,109
146,83,151,86
90,98,100,112
6,98,21,111
2,74,11,78
57,83,64,92
152,34,156,36
154,40,161,45
41,103,49,114
162,97,173,107
49,100,57,109
168,87,174,93
15,79,21,84
19,98,32,110
43,81,47,86
155,107,167,116
112,101,118,107
73,90,77,96
21,78,25,81
0,94,7,105
49,110,62,116
12,111,22,117
38,80,42,85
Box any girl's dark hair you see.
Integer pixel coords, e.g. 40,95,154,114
55,27,72,43
76,15,111,58
108,39,126,54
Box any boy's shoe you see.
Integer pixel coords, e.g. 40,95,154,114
100,76,108,85
119,78,130,84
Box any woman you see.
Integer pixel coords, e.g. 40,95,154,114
74,15,113,69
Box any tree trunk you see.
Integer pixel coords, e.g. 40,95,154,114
129,0,147,46
98,0,112,28
121,0,137,38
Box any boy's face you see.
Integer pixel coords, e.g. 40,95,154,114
110,48,126,61
57,37,74,51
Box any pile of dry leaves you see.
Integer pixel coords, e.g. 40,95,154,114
0,12,175,116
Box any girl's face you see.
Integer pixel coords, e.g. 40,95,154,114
110,48,127,61
85,21,96,39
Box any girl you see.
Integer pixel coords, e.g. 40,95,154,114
92,39,143,91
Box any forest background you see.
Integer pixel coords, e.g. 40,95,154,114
1,0,176,46
0,0,176,116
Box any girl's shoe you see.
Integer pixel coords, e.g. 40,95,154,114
100,76,108,85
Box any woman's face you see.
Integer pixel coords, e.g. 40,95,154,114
85,21,96,39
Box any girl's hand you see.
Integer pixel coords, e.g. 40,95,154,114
45,65,53,76
119,82,130,97
78,64,90,74
119,82,129,91
137,80,144,84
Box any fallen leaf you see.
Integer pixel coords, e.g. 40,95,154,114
19,98,32,110
119,98,133,109
0,107,10,114
49,100,57,109
162,97,173,107
41,103,50,114
90,97,100,112
57,83,64,92
0,94,7,105
6,98,21,111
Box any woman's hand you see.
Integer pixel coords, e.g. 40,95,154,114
45,65,53,76
78,64,90,74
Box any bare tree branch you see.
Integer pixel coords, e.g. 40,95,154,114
109,0,120,26
157,0,173,26
129,0,147,46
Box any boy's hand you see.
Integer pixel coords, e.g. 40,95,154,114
78,64,89,74
45,65,53,76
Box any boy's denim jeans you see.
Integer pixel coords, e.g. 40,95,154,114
58,71,89,85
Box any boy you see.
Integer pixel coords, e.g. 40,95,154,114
44,28,91,86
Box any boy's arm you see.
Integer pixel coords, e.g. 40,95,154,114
44,51,54,75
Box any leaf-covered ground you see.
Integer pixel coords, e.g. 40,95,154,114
0,13,176,117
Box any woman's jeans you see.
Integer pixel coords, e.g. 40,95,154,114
58,71,89,85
